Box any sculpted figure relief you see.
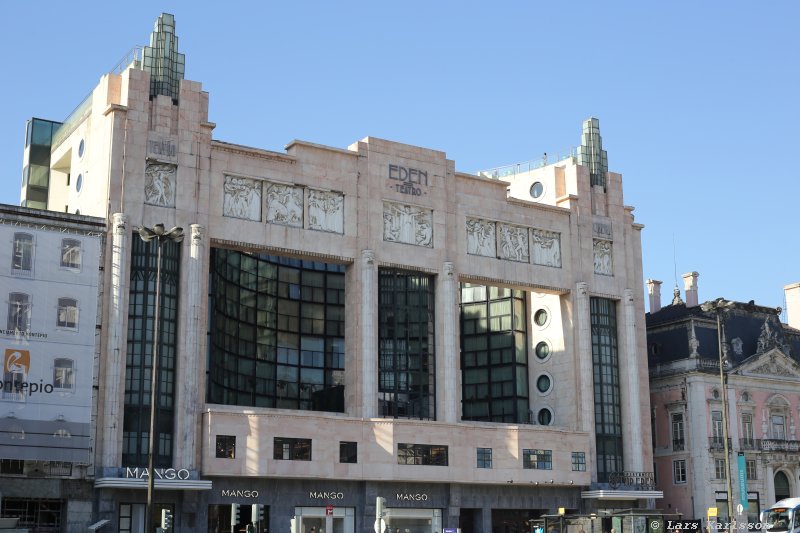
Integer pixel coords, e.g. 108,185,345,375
265,183,303,227
308,190,344,234
593,239,613,275
144,163,177,207
466,218,496,257
498,223,529,262
383,202,433,247
531,229,562,267
223,176,262,221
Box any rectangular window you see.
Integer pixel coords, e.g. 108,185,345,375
7,293,31,331
671,412,685,450
215,435,236,459
0,459,24,474
57,298,78,328
772,414,786,440
397,443,448,466
673,459,687,484
571,452,586,471
53,358,74,390
477,448,492,469
339,441,357,464
742,413,754,447
712,410,724,442
523,449,553,470
273,437,311,461
12,233,33,273
60,239,82,269
715,458,727,479
746,459,757,481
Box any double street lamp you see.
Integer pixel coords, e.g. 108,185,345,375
700,298,735,529
138,224,184,533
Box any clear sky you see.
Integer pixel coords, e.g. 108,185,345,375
1,1,798,314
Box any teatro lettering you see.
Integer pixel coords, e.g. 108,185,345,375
309,491,345,500
396,493,428,501
221,489,259,498
388,164,428,196
125,467,190,480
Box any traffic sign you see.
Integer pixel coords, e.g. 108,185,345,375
374,518,386,533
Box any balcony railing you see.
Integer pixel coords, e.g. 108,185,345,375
709,437,732,450
607,471,656,491
739,438,757,451
759,439,800,452
672,439,685,451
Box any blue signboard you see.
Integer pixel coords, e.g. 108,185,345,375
737,452,748,509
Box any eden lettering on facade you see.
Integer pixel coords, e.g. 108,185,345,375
388,164,428,196
125,467,190,480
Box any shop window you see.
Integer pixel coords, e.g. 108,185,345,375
571,452,586,471
216,435,236,458
11,233,33,274
274,437,311,460
7,293,31,331
339,441,357,463
60,239,82,269
53,358,75,390
56,298,78,329
0,459,23,474
673,459,687,484
397,443,448,466
0,498,63,531
523,449,552,470
477,447,492,468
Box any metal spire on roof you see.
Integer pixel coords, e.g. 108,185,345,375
142,13,185,102
576,117,609,188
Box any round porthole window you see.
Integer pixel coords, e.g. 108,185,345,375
530,181,544,199
537,408,553,425
76,174,83,193
536,374,552,394
534,309,548,327
535,341,550,360
78,139,85,158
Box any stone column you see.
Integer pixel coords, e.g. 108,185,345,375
765,464,775,506
175,224,203,468
361,250,377,418
440,262,458,423
623,288,644,471
575,283,597,479
101,213,129,468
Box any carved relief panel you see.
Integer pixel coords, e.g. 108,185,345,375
144,163,177,207
531,229,562,268
497,223,529,262
265,183,303,228
593,239,613,276
308,189,344,234
383,202,433,247
466,218,496,257
223,175,262,221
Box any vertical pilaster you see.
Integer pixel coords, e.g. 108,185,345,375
361,250,377,418
623,288,644,471
575,282,597,479
175,224,203,468
101,213,129,468
441,262,458,423
765,464,774,506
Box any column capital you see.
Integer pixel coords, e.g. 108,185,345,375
112,213,129,235
190,224,205,244
576,281,589,296
362,249,375,265
443,261,455,277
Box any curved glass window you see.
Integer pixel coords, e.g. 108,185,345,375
78,139,85,158
536,374,551,394
534,309,548,327
530,182,544,199
76,174,83,193
207,249,345,412
538,408,553,425
535,341,550,360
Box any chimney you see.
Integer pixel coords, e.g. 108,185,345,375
683,271,699,307
784,283,800,329
647,279,662,313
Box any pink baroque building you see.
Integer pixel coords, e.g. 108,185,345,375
647,274,800,526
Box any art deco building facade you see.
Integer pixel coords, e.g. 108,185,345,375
9,13,659,533
647,275,800,526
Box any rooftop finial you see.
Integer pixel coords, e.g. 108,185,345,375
671,285,684,305
142,13,185,101
576,117,608,188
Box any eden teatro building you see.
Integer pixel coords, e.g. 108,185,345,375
11,13,661,533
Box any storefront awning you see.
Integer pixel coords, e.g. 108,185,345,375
94,478,212,490
581,490,663,500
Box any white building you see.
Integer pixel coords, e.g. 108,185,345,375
11,13,660,533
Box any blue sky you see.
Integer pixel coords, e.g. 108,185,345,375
1,1,798,313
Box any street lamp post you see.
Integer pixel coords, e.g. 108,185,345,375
138,224,184,533
700,298,736,529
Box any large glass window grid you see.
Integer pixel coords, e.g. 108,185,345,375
7,293,31,331
274,437,311,460
378,269,435,420
397,443,448,466
12,233,33,273
590,297,623,483
477,447,493,468
522,449,552,470
207,250,345,411
572,451,586,471
0,498,62,532
459,283,529,423
122,235,180,468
